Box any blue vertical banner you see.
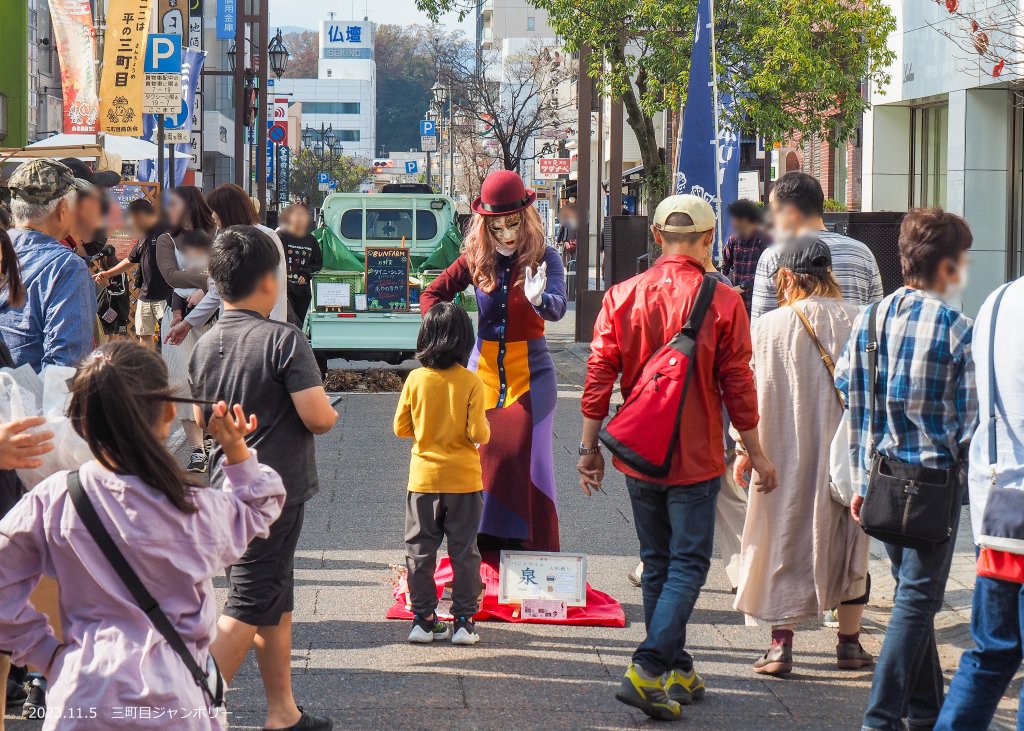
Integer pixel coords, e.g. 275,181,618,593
673,0,739,255
139,48,206,187
216,0,236,40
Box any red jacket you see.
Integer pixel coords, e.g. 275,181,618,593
582,255,758,485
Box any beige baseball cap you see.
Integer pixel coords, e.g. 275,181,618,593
652,194,716,234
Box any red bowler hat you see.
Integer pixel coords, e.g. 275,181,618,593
471,170,537,216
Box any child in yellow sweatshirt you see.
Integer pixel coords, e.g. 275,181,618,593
394,302,491,645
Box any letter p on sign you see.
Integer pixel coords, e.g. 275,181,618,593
145,34,183,74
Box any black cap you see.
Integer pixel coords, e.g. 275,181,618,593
58,157,121,189
775,233,832,276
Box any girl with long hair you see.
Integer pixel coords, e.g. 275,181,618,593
0,341,285,730
203,183,289,322
154,186,217,474
421,170,567,552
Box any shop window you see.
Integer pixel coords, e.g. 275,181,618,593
911,104,948,208
833,144,848,206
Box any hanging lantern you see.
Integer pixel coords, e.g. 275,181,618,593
945,0,958,13
993,59,1006,77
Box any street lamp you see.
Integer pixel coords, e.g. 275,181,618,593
431,81,447,111
268,29,290,79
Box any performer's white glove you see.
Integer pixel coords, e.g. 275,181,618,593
524,262,547,307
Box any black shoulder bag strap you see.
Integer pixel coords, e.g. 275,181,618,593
66,471,223,706
988,284,1011,475
682,275,718,338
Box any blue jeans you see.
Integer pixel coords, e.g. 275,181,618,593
862,511,961,731
935,572,1024,730
626,475,720,676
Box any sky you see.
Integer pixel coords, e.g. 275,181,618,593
268,0,474,36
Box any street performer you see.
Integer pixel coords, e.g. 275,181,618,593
420,170,566,552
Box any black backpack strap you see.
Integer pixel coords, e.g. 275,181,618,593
66,471,213,695
989,284,1011,469
681,275,718,337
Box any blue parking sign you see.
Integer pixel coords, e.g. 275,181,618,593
145,34,182,74
405,160,419,174
317,172,329,184
328,179,338,191
419,120,435,136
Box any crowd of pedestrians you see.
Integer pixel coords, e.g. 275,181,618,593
0,158,333,730
579,171,1022,730
1,156,1024,731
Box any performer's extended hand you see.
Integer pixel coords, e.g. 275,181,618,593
524,261,548,306
577,450,605,496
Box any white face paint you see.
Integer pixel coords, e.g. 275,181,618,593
487,214,523,256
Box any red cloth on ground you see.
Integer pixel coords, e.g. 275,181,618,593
386,555,625,628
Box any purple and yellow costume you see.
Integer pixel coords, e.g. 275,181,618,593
421,246,567,551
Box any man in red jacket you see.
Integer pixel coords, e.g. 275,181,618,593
579,194,777,720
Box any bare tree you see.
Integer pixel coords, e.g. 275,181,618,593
927,0,1022,80
452,116,499,202
446,40,574,172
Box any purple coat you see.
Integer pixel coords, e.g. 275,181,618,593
0,454,285,730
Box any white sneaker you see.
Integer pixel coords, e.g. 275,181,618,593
451,616,480,645
628,562,643,587
408,615,450,644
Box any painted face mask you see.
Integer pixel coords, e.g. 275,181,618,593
488,214,522,256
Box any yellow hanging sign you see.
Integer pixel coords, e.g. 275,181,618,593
99,0,155,136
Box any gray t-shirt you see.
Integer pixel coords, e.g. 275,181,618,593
189,309,323,505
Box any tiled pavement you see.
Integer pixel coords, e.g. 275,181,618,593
6,319,1020,729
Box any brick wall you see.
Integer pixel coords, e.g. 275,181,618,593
780,128,862,210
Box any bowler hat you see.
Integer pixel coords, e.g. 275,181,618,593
471,170,537,216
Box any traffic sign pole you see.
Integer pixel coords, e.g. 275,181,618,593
157,117,165,191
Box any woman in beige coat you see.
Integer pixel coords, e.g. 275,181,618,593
733,235,873,675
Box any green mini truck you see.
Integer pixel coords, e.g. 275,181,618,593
306,191,467,372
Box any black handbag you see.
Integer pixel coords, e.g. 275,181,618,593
67,471,226,709
858,300,962,550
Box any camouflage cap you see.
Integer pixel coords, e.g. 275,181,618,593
7,158,93,205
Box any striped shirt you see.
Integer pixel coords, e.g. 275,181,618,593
750,230,884,326
834,288,977,497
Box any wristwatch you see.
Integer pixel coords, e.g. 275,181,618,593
579,443,601,456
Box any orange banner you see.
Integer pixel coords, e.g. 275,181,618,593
99,0,155,135
48,0,99,133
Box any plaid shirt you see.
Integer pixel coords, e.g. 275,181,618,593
751,231,884,326
834,288,977,497
720,230,770,313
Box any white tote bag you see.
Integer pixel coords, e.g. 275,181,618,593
828,411,854,507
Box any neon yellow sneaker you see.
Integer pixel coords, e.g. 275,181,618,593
614,663,682,720
664,668,705,705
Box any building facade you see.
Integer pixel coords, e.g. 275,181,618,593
0,0,64,147
477,0,554,50
862,0,1023,313
272,19,376,161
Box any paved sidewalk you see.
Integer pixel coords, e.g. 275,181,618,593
6,327,1021,729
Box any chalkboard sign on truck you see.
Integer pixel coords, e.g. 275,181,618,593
365,247,411,311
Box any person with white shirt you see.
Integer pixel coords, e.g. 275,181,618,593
750,172,883,326
935,277,1024,731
